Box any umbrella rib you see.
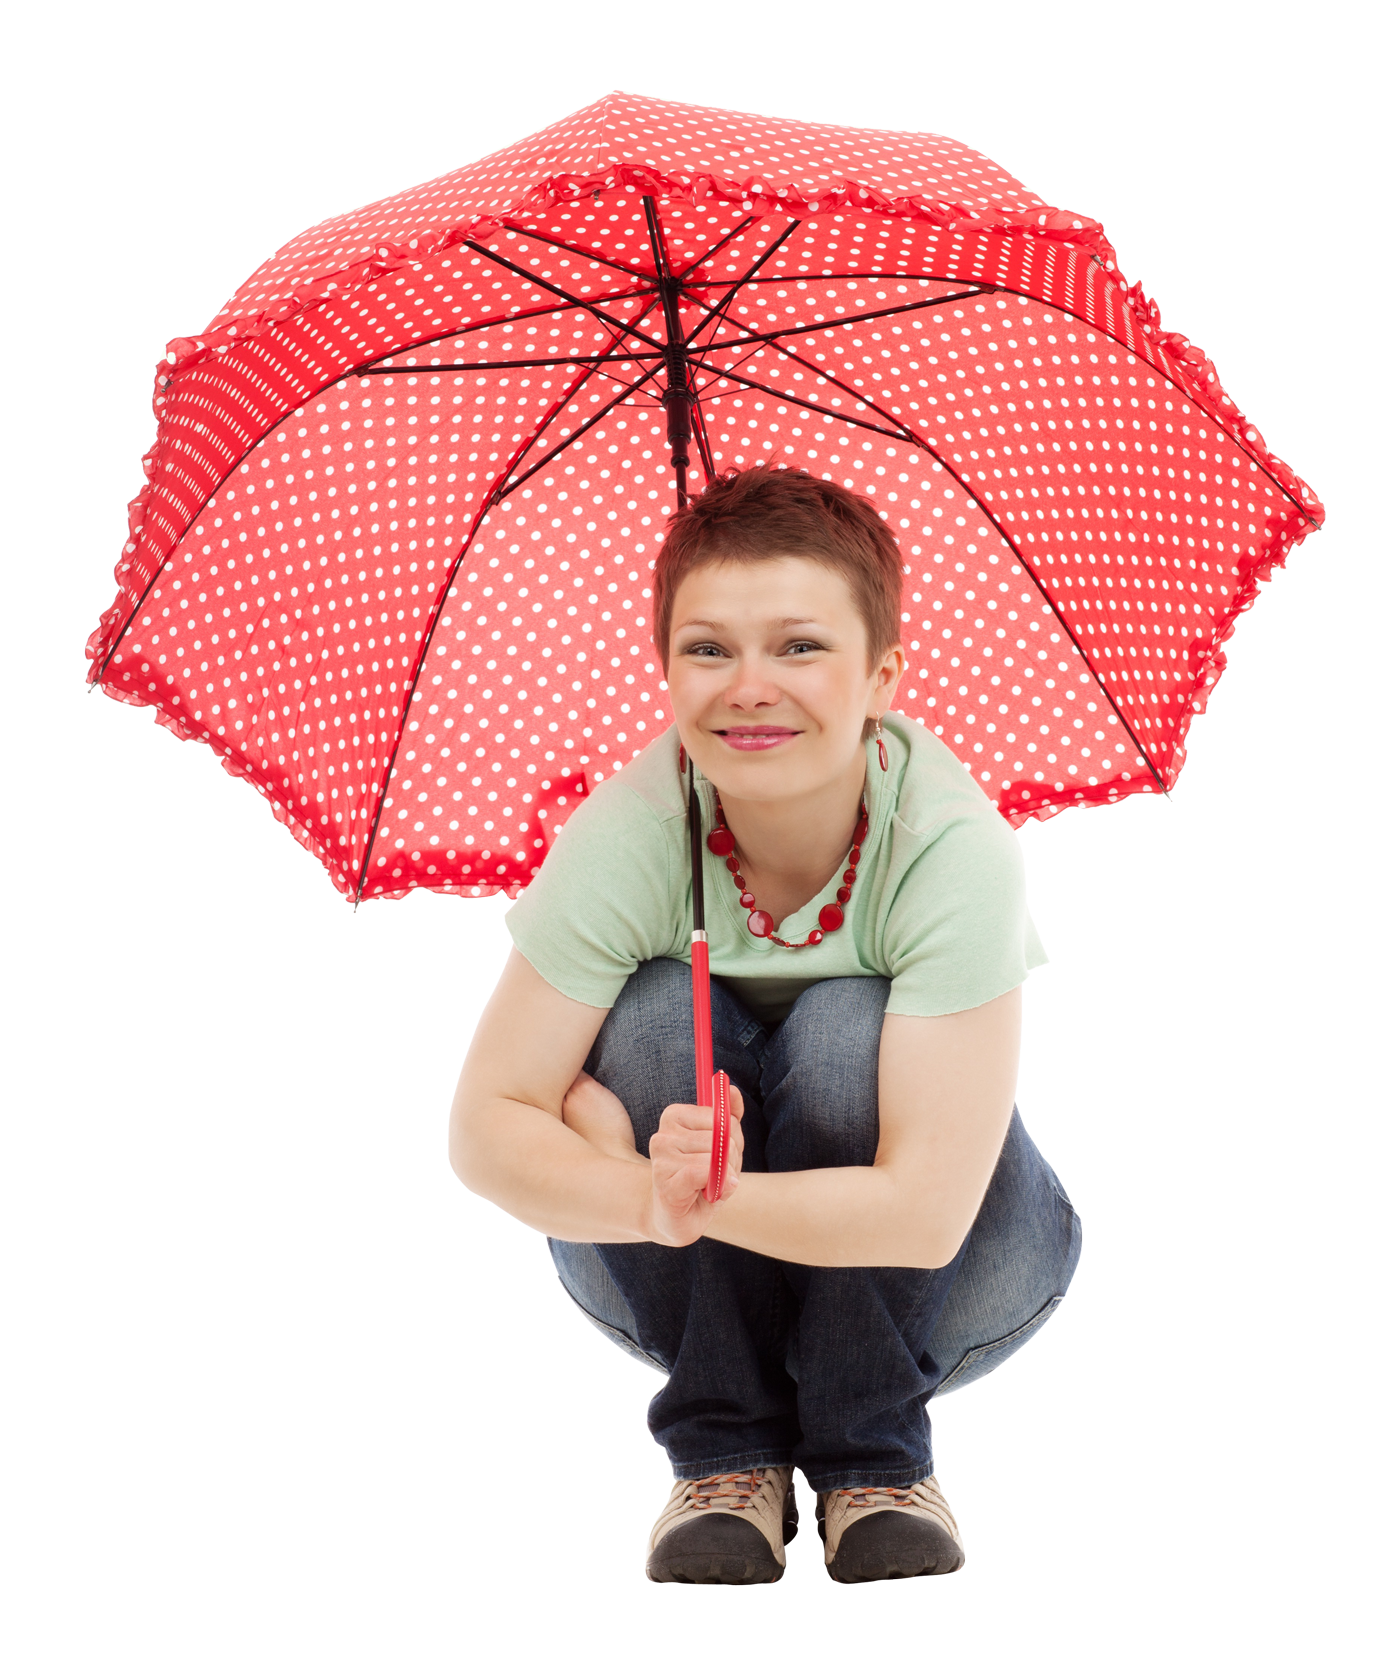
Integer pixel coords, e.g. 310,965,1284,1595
494,358,665,498
358,352,654,375
683,222,804,346
688,287,993,356
692,363,912,444
689,341,773,399
705,338,1171,790
688,370,718,484
688,271,971,286
675,216,758,281
498,220,654,281
461,240,662,352
348,290,658,372
352,315,664,902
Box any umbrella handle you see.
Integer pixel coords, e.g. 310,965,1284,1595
705,1071,731,1204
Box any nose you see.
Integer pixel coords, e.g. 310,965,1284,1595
722,651,782,711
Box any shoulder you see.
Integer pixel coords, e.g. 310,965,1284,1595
885,711,1014,848
550,727,685,855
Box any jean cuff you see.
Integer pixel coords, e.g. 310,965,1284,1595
670,1449,795,1479
802,1459,934,1493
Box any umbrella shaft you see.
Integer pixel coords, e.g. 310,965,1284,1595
691,931,713,1102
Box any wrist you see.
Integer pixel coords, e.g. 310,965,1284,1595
633,1163,663,1243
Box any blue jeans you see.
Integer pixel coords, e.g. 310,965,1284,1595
550,959,1082,1492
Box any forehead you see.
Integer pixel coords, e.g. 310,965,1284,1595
670,555,861,624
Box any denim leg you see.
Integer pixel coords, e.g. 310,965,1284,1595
928,1109,1083,1395
550,959,801,1478
760,977,970,1492
549,961,1084,1486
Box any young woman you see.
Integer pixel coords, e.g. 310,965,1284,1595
450,467,1081,1585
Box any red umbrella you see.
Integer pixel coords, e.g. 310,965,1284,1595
87,92,1323,1190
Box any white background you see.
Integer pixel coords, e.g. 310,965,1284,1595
4,3,1394,1669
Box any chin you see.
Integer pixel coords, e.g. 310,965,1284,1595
707,752,833,804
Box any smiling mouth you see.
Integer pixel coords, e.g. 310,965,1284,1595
715,727,800,751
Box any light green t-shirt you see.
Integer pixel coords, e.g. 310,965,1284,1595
505,711,1047,1025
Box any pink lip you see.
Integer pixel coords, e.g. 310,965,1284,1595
716,728,799,752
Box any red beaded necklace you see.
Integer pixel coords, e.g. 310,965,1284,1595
705,796,869,949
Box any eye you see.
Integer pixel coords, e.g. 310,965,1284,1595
680,640,728,658
781,638,825,655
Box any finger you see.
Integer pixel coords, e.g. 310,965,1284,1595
728,1085,745,1121
646,1138,710,1165
656,1167,712,1212
657,1103,719,1133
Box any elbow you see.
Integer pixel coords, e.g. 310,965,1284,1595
448,1129,474,1192
448,1108,489,1196
920,1236,966,1271
899,1212,973,1272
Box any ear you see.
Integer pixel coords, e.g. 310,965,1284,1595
872,642,905,713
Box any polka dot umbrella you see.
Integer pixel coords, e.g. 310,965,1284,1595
88,91,1324,909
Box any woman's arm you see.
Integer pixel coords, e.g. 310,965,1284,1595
448,951,743,1244
453,950,1016,1267
697,987,1021,1268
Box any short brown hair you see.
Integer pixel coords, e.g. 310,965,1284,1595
652,466,904,671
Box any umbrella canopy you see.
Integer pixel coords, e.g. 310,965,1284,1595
88,92,1323,903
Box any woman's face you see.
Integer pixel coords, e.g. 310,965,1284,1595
666,556,904,805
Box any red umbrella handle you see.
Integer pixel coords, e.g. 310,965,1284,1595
687,768,730,1204
690,931,713,1095
689,931,730,1204
705,1071,731,1203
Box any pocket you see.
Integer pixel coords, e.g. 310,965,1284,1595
934,1293,1064,1397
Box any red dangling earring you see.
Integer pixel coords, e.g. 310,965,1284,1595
678,743,688,775
875,714,888,773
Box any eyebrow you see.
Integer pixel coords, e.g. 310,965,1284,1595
675,617,827,632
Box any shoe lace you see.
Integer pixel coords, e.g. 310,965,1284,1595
684,1470,766,1513
834,1484,917,1510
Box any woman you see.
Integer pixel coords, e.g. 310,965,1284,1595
450,466,1081,1585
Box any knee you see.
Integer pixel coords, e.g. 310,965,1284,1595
588,959,695,1147
762,978,886,1171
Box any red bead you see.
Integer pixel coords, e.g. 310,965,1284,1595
725,854,740,873
836,885,851,904
854,818,869,845
843,867,857,885
849,845,861,865
806,929,823,945
747,909,774,938
819,903,844,933
707,828,736,856
739,891,756,909
732,873,746,890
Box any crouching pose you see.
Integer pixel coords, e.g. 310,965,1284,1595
450,467,1081,1585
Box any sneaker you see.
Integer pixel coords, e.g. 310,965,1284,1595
818,1475,965,1583
646,1467,797,1584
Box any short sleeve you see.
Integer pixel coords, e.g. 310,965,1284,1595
881,811,1048,1017
504,783,679,1009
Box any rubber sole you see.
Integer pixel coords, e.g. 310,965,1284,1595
647,1513,784,1584
824,1508,965,1584
647,1551,783,1584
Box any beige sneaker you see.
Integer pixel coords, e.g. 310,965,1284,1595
819,1475,965,1583
646,1467,796,1584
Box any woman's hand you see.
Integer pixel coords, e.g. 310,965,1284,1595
561,1071,643,1163
647,1088,745,1247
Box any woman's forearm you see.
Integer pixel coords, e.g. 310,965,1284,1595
453,1096,654,1244
706,1164,967,1270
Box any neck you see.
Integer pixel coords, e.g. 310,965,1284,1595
719,745,868,921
